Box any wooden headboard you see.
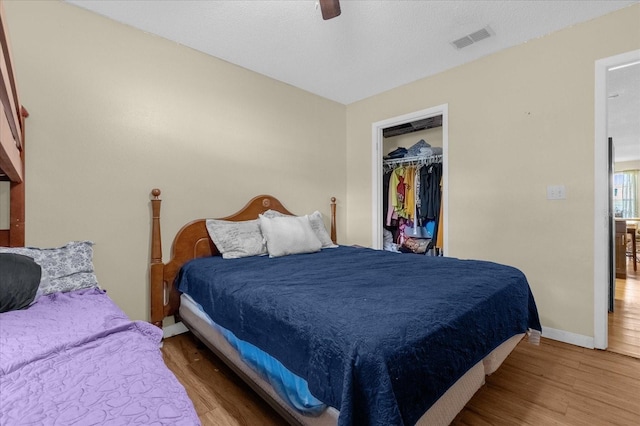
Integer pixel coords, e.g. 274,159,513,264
149,188,337,327
0,1,28,247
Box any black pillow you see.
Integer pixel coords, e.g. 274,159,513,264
0,253,42,313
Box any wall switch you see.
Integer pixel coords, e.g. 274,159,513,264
547,185,566,200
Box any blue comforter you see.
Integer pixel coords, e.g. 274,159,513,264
178,246,540,426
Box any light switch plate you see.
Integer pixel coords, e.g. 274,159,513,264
547,185,566,200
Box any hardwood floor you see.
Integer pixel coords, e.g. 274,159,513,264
608,258,640,358
162,332,640,426
453,339,640,425
161,332,284,425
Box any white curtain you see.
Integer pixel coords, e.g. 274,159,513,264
614,170,639,218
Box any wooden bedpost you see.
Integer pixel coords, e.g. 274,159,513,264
330,197,337,244
150,188,164,328
5,107,28,247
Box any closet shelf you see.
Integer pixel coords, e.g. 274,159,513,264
383,154,442,170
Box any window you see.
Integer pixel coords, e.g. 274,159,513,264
613,170,639,218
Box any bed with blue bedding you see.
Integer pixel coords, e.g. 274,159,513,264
149,192,541,426
178,246,540,426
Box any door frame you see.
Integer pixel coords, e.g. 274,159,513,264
371,104,449,250
594,49,640,349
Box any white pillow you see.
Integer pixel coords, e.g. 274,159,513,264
307,211,338,248
262,209,337,248
205,219,267,259
259,214,322,258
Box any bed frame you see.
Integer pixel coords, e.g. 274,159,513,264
149,188,337,328
148,189,524,426
0,1,28,247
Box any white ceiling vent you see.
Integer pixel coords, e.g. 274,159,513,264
452,26,494,49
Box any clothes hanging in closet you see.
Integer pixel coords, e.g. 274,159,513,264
419,162,442,250
382,169,393,227
404,166,415,222
435,177,444,251
382,144,443,253
386,167,405,226
419,162,442,223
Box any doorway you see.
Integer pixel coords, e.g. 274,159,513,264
371,104,449,250
594,49,640,353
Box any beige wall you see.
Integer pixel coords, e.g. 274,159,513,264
5,0,640,339
346,4,640,338
4,1,346,320
615,160,640,172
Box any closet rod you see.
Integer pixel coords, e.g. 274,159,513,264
383,154,442,170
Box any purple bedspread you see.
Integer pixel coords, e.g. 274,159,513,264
0,288,200,425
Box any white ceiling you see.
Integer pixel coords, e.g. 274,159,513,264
65,0,639,159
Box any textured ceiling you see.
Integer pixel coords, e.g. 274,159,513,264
65,0,639,159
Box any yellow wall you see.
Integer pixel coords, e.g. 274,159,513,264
4,1,346,320
346,4,640,338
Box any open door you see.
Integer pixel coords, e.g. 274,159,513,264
608,137,615,312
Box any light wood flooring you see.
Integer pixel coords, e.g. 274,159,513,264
162,332,284,425
608,258,640,358
162,332,640,426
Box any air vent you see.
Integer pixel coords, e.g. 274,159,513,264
383,115,443,138
452,26,494,50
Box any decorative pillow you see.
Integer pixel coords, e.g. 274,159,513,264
262,209,337,248
205,219,267,259
0,253,42,313
259,214,322,258
0,241,99,295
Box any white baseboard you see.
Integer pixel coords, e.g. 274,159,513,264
542,326,595,349
163,321,189,339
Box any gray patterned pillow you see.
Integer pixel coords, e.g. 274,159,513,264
0,241,99,295
262,209,337,248
205,219,267,259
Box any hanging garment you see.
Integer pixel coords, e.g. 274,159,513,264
419,163,442,222
435,176,444,251
382,169,393,228
404,166,415,222
419,163,443,252
388,167,409,220
415,165,422,219
386,168,402,226
395,168,407,218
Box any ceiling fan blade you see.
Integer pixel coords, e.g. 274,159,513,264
319,0,341,20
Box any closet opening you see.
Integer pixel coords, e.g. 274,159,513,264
371,104,449,253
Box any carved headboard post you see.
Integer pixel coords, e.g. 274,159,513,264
330,197,337,244
150,188,164,328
